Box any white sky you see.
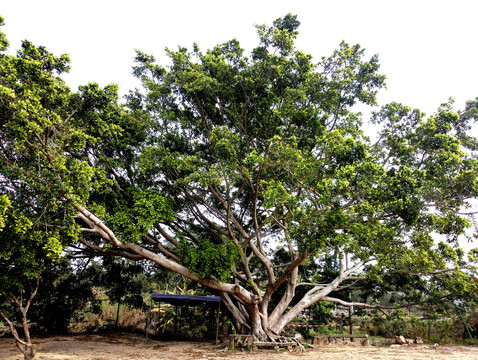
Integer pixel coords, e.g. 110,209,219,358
2,0,477,250
2,0,478,117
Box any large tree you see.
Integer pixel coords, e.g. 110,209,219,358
1,14,477,340
0,16,78,359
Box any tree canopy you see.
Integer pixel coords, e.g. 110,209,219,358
1,14,477,340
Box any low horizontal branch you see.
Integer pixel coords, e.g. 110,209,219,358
322,293,453,310
77,238,144,261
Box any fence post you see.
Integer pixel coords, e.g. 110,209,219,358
457,310,473,340
396,320,404,337
116,301,121,329
174,305,178,337
215,302,221,345
145,297,153,342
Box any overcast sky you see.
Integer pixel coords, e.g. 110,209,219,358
2,0,478,117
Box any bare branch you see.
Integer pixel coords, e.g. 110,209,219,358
143,234,180,261
77,238,145,261
322,294,455,310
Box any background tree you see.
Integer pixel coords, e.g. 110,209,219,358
0,16,78,359
26,258,101,334
98,257,146,328
0,195,42,360
1,14,477,341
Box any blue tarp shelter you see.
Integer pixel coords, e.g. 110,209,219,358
147,293,222,342
151,293,221,306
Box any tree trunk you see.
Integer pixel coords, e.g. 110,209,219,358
248,304,264,338
0,312,37,360
19,305,36,359
16,340,36,360
0,278,40,360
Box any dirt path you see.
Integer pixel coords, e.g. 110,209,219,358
0,333,477,360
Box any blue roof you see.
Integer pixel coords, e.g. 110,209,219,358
151,292,221,306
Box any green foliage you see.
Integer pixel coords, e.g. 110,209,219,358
108,189,175,243
358,313,477,344
0,195,10,231
310,300,336,323
178,240,240,282
98,258,146,308
0,13,477,337
0,201,50,295
0,16,8,51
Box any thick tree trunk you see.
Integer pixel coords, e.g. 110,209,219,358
269,259,364,334
247,304,264,338
267,267,298,329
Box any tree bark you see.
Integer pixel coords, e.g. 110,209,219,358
247,304,264,338
0,313,37,360
0,278,40,360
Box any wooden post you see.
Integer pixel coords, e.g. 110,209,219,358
346,253,354,341
145,298,153,342
457,309,474,340
215,302,221,345
174,305,178,337
116,300,121,328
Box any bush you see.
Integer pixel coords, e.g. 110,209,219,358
357,314,472,344
69,297,147,334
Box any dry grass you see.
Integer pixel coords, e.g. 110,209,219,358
69,302,147,334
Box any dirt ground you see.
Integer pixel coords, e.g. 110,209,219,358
1,333,477,360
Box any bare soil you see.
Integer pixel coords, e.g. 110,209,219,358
0,332,477,360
